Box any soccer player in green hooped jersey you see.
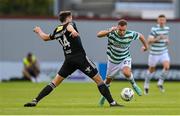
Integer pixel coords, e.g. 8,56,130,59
144,14,170,95
97,19,148,106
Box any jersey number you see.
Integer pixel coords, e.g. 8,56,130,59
59,35,70,49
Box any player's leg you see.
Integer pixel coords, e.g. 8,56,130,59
144,54,158,95
144,66,155,95
24,74,64,107
92,74,123,107
98,60,119,106
78,56,123,107
98,76,112,106
157,53,170,92
120,58,142,96
24,60,76,107
122,66,142,96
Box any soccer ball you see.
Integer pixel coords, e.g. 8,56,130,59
121,88,134,101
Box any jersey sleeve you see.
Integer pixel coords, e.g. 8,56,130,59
107,33,110,38
149,27,157,38
49,27,58,40
132,31,140,40
49,25,65,40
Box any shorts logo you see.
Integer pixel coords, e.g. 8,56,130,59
85,66,92,73
124,60,131,65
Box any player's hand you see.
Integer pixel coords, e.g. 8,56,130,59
108,26,117,32
157,34,167,40
33,26,42,34
159,34,164,39
164,38,170,44
141,46,148,52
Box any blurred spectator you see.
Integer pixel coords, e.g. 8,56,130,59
2,52,40,82
22,52,40,82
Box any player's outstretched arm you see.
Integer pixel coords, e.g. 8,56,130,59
97,30,110,38
147,34,163,44
97,26,117,38
33,26,51,41
139,33,148,52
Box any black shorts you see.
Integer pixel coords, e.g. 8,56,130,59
58,54,98,78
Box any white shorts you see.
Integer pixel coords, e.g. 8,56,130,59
148,52,170,67
106,57,132,78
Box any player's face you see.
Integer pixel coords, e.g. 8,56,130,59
157,17,166,27
67,15,72,22
117,25,127,36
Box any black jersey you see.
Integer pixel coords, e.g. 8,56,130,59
50,21,86,58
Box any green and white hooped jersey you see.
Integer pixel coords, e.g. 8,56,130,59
107,30,140,64
149,25,170,55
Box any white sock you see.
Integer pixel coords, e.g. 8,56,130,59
110,101,116,105
157,78,164,86
144,70,154,89
126,74,136,87
31,78,37,83
158,70,168,86
105,84,110,88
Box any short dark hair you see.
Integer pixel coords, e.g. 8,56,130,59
118,19,127,26
58,11,72,23
158,14,166,18
27,52,32,57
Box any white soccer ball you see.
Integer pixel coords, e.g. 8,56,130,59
121,88,134,101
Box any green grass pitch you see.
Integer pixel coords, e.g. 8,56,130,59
0,81,180,115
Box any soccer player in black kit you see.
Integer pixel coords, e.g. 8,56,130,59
24,11,123,107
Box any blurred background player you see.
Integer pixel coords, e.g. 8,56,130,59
22,52,40,82
97,19,148,106
24,11,123,107
144,14,170,95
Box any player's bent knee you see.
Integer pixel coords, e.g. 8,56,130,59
52,74,65,86
92,74,104,85
122,67,131,78
122,70,131,78
164,64,170,71
163,61,170,70
164,66,170,71
123,72,131,78
149,67,156,73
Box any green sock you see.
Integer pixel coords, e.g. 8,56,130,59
127,74,136,86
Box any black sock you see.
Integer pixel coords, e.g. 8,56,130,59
35,82,56,102
98,83,114,104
